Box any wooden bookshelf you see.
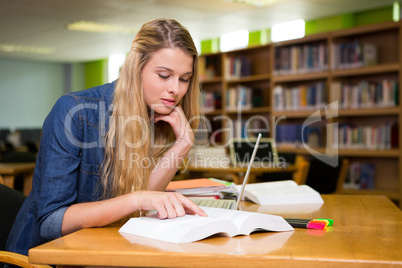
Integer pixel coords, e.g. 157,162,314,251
331,63,400,77
272,110,324,118
226,107,271,115
227,73,271,83
273,71,329,83
198,20,402,207
337,107,400,117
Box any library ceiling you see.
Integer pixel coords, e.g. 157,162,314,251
0,0,396,62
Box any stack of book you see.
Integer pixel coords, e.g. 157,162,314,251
166,178,237,199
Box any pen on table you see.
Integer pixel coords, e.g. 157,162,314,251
285,218,333,226
285,218,333,230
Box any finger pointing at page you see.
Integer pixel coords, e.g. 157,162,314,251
137,191,207,219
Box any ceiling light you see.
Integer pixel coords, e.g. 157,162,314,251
222,0,289,7
67,20,137,35
271,19,305,42
0,43,54,55
220,29,249,52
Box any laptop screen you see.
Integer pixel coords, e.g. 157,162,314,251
230,138,278,165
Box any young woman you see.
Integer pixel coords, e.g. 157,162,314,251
7,18,207,256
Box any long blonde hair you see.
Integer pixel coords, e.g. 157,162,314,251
102,19,200,199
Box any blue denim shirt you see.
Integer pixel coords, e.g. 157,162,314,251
6,81,115,255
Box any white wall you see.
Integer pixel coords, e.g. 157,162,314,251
0,58,85,130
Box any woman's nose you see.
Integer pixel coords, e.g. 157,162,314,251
168,79,180,94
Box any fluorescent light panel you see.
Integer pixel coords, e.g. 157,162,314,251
271,19,305,42
67,20,137,35
220,29,249,52
0,43,54,55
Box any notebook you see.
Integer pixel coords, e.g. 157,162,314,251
191,133,262,210
229,137,278,168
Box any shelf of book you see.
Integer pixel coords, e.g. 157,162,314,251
197,20,402,207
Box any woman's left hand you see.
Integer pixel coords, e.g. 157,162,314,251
154,106,194,150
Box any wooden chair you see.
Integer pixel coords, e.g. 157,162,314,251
334,158,350,194
0,251,51,268
0,184,51,268
292,155,310,185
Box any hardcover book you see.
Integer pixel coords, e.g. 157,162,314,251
119,207,293,244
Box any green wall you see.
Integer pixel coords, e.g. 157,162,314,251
305,6,393,35
84,59,108,89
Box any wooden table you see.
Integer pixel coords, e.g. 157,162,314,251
29,195,402,267
0,163,35,196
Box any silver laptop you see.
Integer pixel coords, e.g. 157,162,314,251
191,133,262,210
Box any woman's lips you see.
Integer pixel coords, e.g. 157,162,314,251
161,98,176,106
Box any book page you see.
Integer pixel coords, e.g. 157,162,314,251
201,207,293,235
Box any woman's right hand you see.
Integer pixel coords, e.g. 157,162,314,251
135,191,207,219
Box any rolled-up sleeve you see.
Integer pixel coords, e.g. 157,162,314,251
36,94,84,240
39,207,69,240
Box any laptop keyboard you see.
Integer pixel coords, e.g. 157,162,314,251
191,199,234,209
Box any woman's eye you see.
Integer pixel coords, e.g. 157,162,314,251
180,78,189,83
158,74,169,79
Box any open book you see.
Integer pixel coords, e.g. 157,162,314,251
119,207,294,244
121,229,294,255
241,180,324,205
